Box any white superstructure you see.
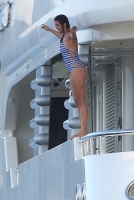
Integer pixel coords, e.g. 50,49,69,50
0,0,134,199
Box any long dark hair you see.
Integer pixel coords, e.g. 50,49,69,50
55,14,70,42
54,14,70,29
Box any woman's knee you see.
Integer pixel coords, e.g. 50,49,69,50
74,97,86,108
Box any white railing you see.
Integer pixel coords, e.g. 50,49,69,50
79,129,134,156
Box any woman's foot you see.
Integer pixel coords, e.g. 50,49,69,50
70,130,88,140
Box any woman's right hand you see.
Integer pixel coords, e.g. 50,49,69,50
41,24,51,31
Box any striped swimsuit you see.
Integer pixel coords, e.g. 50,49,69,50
60,39,87,74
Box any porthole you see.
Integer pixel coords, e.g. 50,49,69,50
126,181,134,200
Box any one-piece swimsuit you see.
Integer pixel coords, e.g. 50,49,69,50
60,39,87,74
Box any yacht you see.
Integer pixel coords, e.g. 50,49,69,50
0,0,134,199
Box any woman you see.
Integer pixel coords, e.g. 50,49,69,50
41,14,88,139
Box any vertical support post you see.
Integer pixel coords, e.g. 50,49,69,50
30,65,52,155
87,44,93,133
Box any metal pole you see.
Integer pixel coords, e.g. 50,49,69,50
87,44,93,132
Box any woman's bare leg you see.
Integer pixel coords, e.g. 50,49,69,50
70,68,88,139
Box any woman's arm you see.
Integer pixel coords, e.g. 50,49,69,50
41,24,63,39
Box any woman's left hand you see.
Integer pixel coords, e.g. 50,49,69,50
70,26,77,33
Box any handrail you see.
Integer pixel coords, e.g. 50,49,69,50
79,129,134,142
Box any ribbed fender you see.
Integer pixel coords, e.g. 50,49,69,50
64,99,71,110
35,114,49,126
35,95,50,106
30,79,38,90
69,96,77,108
29,138,39,148
68,117,81,129
30,99,37,109
36,75,51,86
65,79,70,89
63,120,71,130
34,133,49,145
29,118,36,128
